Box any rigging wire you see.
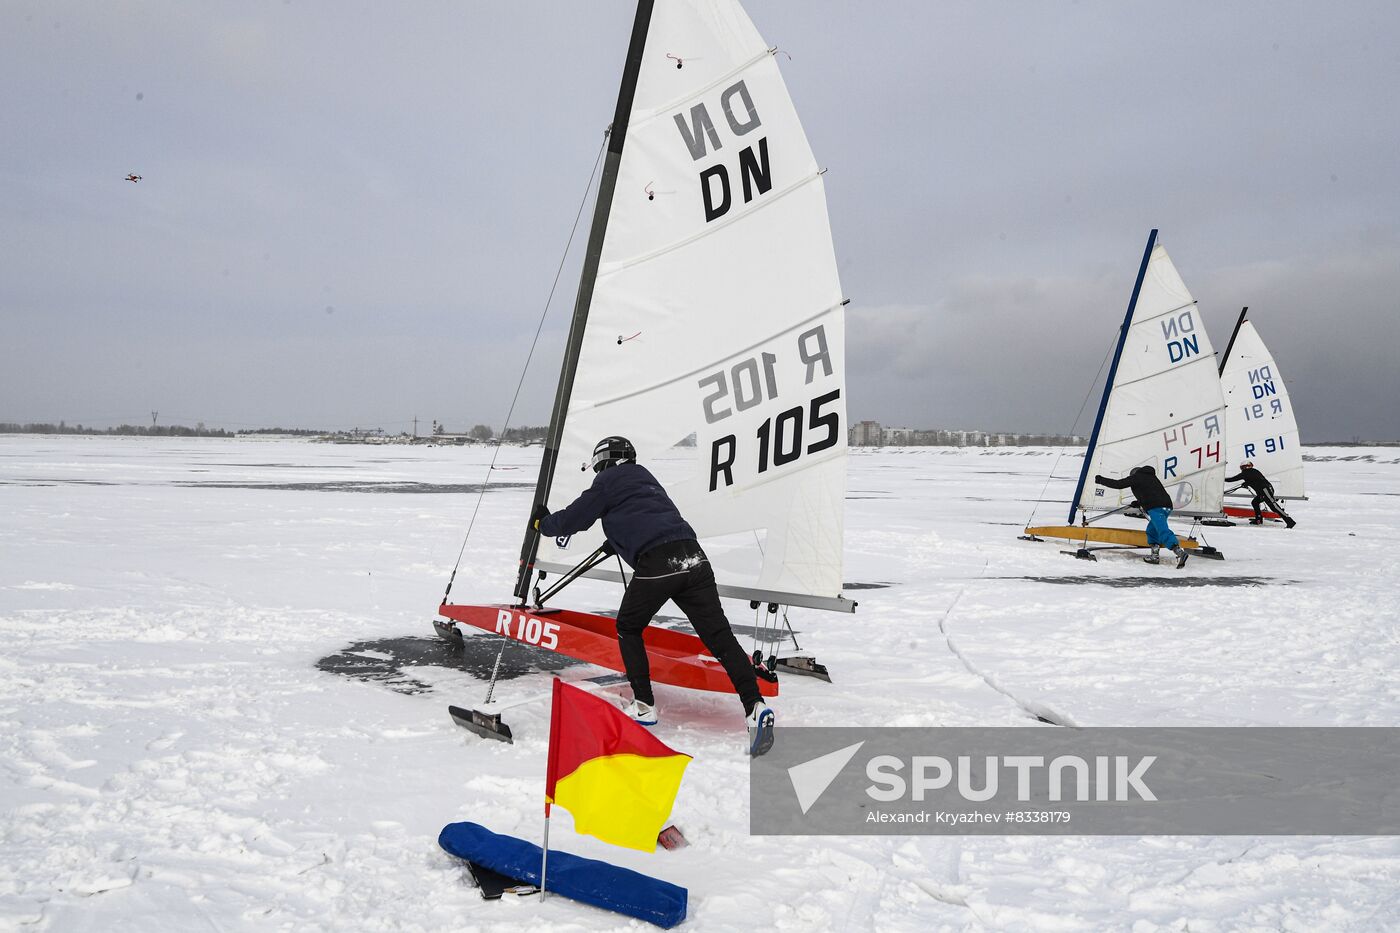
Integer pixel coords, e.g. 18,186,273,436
441,134,609,602
1023,333,1120,529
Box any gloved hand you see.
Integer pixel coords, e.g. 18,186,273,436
1094,474,1108,486
530,502,549,531
1129,500,1140,509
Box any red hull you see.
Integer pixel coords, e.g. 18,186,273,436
438,603,778,697
1223,505,1281,520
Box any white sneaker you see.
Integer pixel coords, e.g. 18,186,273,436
745,703,775,757
622,698,657,726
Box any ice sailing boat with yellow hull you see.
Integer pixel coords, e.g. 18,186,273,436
1024,230,1226,560
434,0,854,739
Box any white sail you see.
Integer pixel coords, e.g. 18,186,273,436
1079,241,1227,517
1220,319,1305,498
536,0,848,609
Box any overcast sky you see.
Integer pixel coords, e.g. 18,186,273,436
3,1,1397,440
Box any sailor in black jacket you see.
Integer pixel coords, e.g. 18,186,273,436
1094,465,1190,567
537,436,775,755
1225,460,1296,527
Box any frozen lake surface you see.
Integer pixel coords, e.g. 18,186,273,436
2,435,1397,930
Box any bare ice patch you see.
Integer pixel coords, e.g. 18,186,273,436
316,635,580,695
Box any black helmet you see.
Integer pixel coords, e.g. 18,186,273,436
590,436,636,473
1131,465,1156,476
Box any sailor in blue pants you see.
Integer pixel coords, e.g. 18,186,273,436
1095,466,1190,568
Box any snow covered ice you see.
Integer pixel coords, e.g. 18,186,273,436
3,435,1398,931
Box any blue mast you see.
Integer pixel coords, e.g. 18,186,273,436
1067,229,1158,524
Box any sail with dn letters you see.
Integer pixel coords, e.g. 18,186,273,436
1218,308,1305,508
1073,233,1228,519
1024,230,1227,556
532,0,848,607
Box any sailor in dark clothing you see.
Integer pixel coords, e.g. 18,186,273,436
1225,460,1297,528
536,436,775,756
1094,465,1190,568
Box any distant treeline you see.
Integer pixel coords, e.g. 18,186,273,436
436,424,548,443
242,427,330,436
1307,439,1400,447
0,422,554,442
0,422,233,437
498,425,548,443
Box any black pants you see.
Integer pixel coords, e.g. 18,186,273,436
1253,489,1283,518
615,539,761,714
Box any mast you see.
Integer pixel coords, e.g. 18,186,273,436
513,0,656,604
1067,229,1158,524
1218,306,1248,375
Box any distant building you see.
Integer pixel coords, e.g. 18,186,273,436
881,426,914,446
850,420,883,446
845,421,1085,448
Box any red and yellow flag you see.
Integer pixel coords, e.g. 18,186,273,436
545,679,691,851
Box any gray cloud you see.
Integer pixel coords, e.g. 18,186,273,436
2,1,1397,438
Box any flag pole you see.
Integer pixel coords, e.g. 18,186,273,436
542,676,562,903
540,801,551,902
